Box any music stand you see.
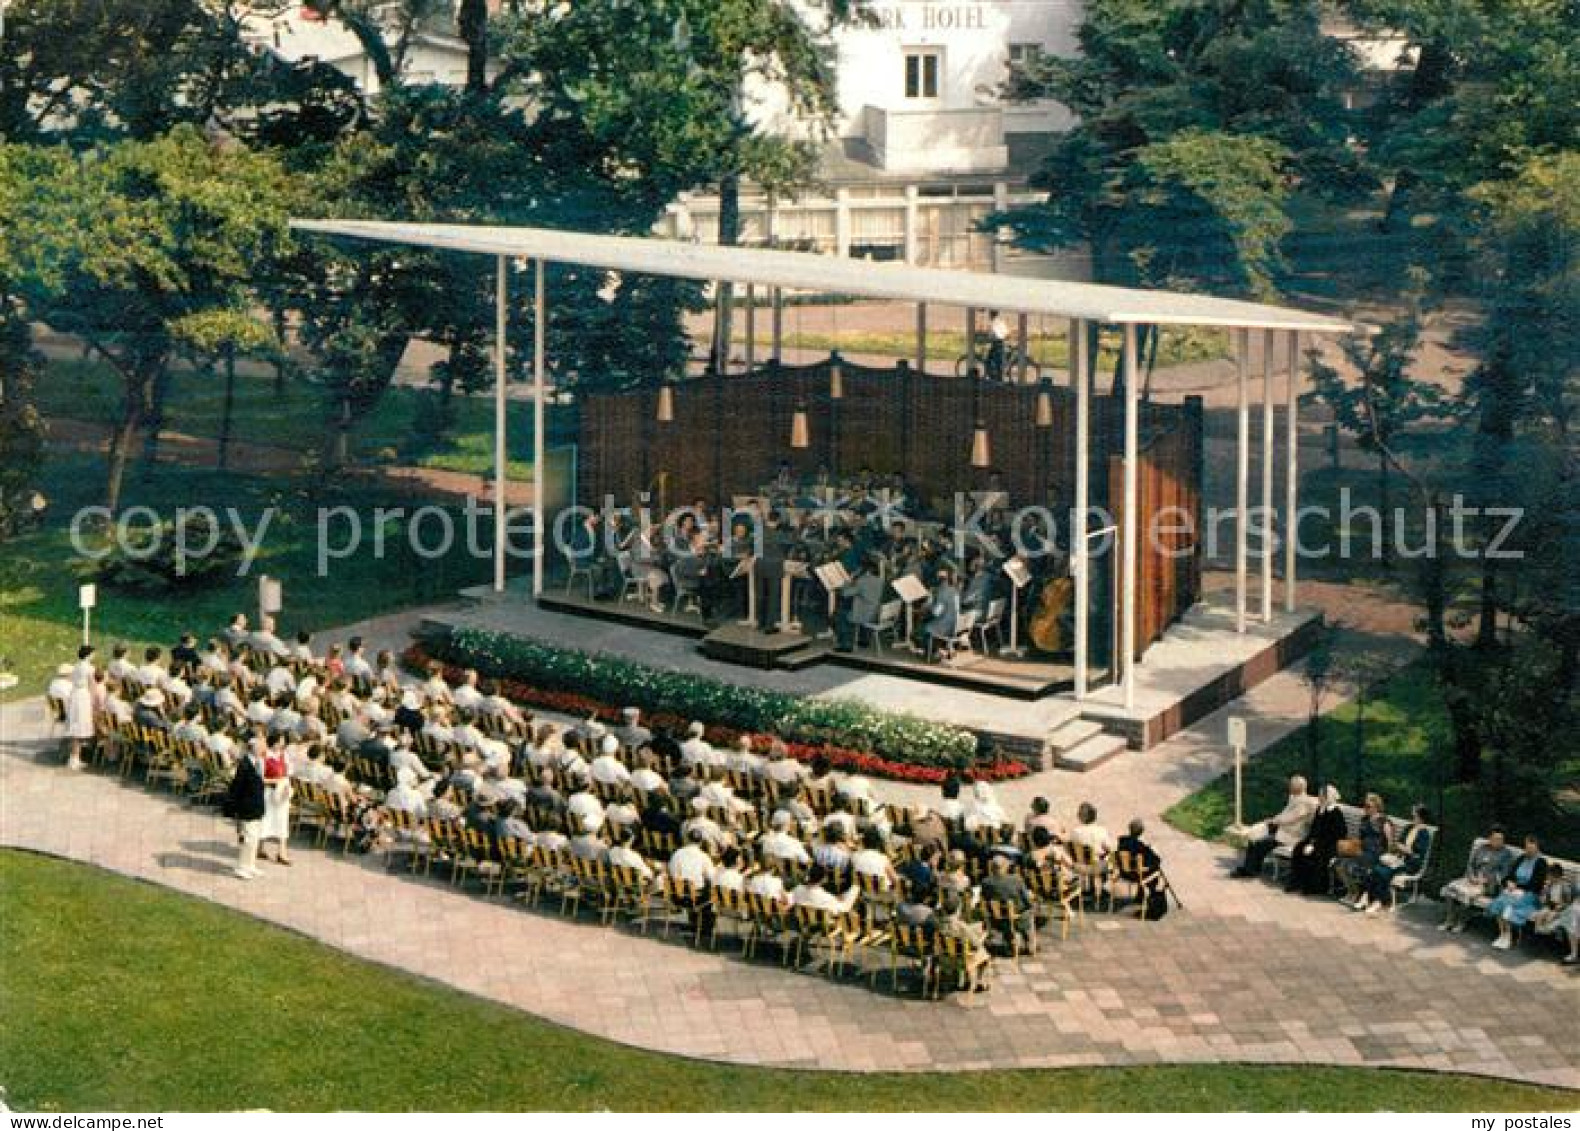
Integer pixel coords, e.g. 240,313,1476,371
782,559,810,634
730,556,757,627
1001,557,1032,658
813,560,851,640
890,574,929,654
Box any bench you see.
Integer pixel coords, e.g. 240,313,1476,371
1263,804,1438,905
1441,837,1579,950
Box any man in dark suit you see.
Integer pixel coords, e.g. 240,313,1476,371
757,510,791,632
170,632,201,679
1117,818,1169,917
224,736,268,880
979,854,1035,946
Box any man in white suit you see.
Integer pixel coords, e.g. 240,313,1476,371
1233,775,1319,878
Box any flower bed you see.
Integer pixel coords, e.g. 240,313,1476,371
405,625,1033,784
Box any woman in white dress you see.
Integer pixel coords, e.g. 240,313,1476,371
259,733,294,865
64,645,97,770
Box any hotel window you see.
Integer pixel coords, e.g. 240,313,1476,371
903,50,941,100
1007,43,1044,71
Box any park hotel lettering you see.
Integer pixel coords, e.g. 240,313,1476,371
866,5,988,31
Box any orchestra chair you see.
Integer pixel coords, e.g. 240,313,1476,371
972,597,1007,654
925,608,978,664
561,547,597,599
668,564,703,616
614,551,646,604
856,599,903,652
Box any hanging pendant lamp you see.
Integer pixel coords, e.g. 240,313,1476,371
1035,383,1053,428
656,384,675,423
790,402,810,449
829,357,844,400
970,419,991,468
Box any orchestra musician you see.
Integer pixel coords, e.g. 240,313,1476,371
961,553,998,613
922,565,962,646
833,553,885,654
569,469,1056,663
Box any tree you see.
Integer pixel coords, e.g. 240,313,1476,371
998,0,1363,391
289,81,706,462
1343,0,1580,247
0,148,49,536
1308,270,1446,545
1298,620,1339,786
10,127,294,512
0,0,360,147
498,0,856,370
1459,154,1580,668
1342,650,1397,800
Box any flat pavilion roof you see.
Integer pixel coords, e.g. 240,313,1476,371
291,219,1355,335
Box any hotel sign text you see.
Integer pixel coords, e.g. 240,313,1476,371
867,4,988,31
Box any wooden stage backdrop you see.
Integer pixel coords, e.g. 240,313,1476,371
577,359,1203,654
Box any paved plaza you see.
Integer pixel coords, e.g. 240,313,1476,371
2,590,1575,1091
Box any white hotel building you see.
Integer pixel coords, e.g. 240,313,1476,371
246,1,1087,266
813,0,1079,176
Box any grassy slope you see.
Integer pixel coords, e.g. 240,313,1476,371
0,851,1571,1112
1164,661,1580,884
0,453,492,701
32,357,537,477
757,326,1229,369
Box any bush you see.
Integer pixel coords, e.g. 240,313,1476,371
417,623,987,774
96,512,243,595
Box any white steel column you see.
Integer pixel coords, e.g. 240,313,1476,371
492,255,508,593
531,258,547,599
766,203,782,363
1121,323,1139,710
1235,328,1250,633
1073,318,1090,701
1286,331,1301,612
744,285,755,371
1261,328,1275,622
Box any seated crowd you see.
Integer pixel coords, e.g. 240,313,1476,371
47,615,1177,995
1229,776,1577,963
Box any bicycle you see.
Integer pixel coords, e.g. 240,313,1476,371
954,342,1042,382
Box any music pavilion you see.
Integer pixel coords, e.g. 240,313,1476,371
293,219,1353,764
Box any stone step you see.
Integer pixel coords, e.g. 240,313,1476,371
776,642,834,671
1048,717,1104,753
1055,732,1128,772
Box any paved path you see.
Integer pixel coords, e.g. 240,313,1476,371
2,589,1576,1089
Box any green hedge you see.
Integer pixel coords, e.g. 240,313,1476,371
419,624,979,770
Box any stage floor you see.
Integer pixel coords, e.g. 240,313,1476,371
533,588,1076,700
439,577,1322,762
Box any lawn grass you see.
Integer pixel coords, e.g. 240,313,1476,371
1,850,1572,1112
32,355,542,473
1164,660,1580,886
0,453,492,701
757,325,1229,370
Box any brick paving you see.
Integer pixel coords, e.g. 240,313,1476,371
2,584,1576,1090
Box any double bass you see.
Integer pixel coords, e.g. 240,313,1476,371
1028,575,1074,654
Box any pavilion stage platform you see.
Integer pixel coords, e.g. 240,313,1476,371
433,579,1321,770
532,589,1073,700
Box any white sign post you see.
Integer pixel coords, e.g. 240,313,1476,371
258,575,283,625
78,583,97,647
1227,715,1248,830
